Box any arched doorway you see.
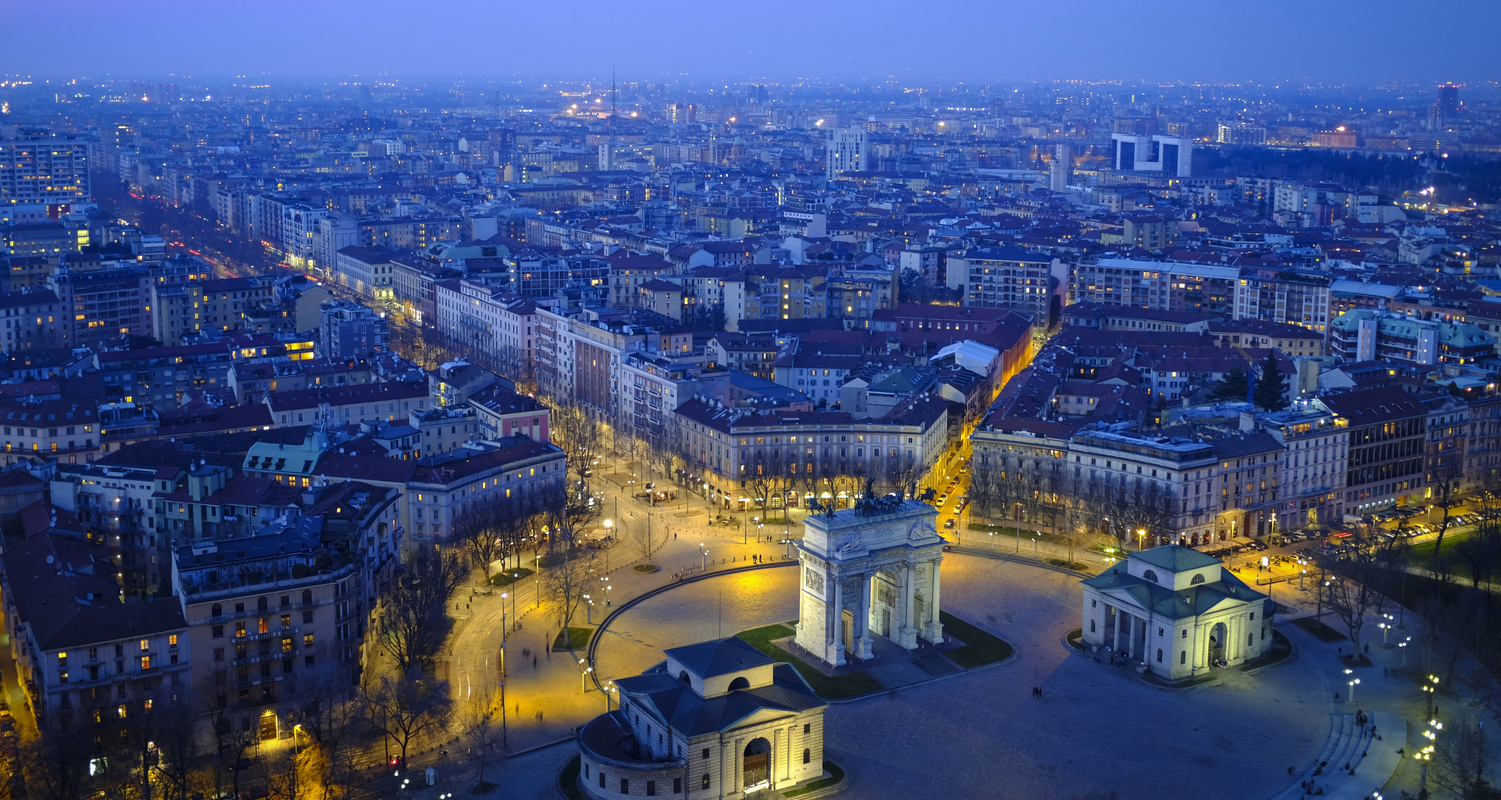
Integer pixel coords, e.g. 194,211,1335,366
1208,622,1228,668
743,738,771,791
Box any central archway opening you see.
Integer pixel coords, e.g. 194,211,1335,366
743,737,771,791
1208,621,1228,668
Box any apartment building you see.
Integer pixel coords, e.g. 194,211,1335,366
1071,258,1237,315
2,533,189,736
1321,388,1427,513
1260,406,1349,527
951,246,1057,323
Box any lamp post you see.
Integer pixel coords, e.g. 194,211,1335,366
1348,676,1360,703
700,543,707,571
1270,512,1277,542
601,576,611,607
1032,535,1038,558
604,518,613,543
584,594,592,625
1424,674,1440,718
1379,613,1394,645
1399,638,1409,665
581,661,593,694
1137,529,1146,552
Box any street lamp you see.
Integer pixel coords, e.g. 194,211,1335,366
604,519,613,542
581,660,593,694
584,594,593,625
1379,613,1394,644
700,543,707,571
1424,674,1440,718
1137,529,1146,551
601,575,611,607
1270,512,1277,541
1399,638,1409,665
1348,676,1360,703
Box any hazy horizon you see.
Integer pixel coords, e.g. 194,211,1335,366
2,0,1498,85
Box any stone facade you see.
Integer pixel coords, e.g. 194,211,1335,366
1080,545,1273,682
579,637,828,800
794,499,944,667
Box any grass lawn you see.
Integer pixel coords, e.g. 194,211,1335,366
1065,628,1084,651
554,626,595,651
940,611,1014,669
782,761,846,797
733,623,884,700
1293,617,1348,642
488,567,534,587
633,563,660,574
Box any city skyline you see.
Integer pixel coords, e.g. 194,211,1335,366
3,0,1500,84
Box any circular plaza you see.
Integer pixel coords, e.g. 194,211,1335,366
590,552,1332,800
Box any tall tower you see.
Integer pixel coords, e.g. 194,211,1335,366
1049,144,1071,192
825,127,868,180
1437,83,1462,122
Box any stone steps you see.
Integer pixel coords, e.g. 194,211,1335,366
1269,712,1406,800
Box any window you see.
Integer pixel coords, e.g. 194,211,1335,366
281,615,291,630
168,634,177,648
211,603,222,618
1156,649,1163,663
1180,651,1187,664
1181,630,1187,639
673,778,682,794
702,748,710,761
598,772,605,789
140,639,149,652
646,779,656,796
213,648,224,662
1089,620,1095,633
703,774,711,790
803,748,811,764
303,634,314,648
803,723,811,735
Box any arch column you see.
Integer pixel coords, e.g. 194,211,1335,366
898,561,918,649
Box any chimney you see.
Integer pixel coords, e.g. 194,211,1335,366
1239,411,1255,432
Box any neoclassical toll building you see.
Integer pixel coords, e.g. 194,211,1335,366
1080,545,1274,681
577,637,829,799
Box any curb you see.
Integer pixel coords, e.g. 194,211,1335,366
585,561,797,687
946,545,1094,578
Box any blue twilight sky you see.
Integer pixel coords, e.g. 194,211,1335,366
1,0,1496,84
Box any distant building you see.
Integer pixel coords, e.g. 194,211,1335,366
319,301,388,359
1110,133,1192,177
0,128,91,208
825,127,868,179
1215,123,1267,145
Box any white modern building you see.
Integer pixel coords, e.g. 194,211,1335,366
825,127,868,179
1110,133,1193,177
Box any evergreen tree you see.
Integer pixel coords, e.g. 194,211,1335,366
1209,368,1250,401
1253,352,1289,410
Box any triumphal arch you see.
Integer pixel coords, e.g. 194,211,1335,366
793,492,945,668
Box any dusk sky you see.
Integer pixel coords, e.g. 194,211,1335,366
3,0,1498,84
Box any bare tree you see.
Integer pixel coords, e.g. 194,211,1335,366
377,545,469,674
455,501,502,581
1429,718,1494,799
633,513,669,567
552,402,605,494
1430,460,1465,576
461,691,506,792
1323,524,1392,656
363,672,453,768
16,715,97,800
545,544,601,634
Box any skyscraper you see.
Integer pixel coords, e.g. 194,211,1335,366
826,127,867,179
0,127,91,208
1437,83,1462,120
1049,144,1071,192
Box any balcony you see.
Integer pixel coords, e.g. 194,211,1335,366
234,626,297,643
